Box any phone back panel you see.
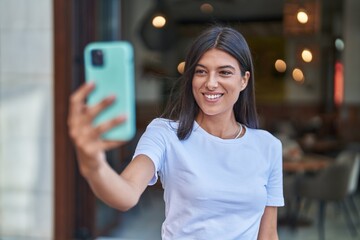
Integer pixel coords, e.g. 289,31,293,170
84,41,136,141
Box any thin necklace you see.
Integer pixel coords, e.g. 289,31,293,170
234,122,243,139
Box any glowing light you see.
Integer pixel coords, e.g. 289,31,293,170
177,61,185,74
301,49,313,63
297,9,309,24
334,61,344,106
274,59,287,72
152,15,166,28
335,38,345,51
292,68,304,83
200,3,214,14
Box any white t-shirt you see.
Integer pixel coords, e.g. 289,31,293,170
133,118,284,240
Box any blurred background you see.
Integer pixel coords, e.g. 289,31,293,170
0,0,359,239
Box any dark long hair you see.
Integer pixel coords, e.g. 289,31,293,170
162,26,259,140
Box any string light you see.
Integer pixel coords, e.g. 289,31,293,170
177,61,185,74
301,49,313,62
200,3,214,14
297,9,309,24
274,59,287,73
152,15,166,28
292,68,305,83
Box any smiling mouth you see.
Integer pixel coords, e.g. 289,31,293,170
203,93,223,100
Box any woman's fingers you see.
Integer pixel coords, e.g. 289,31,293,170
68,83,96,143
87,95,116,120
68,82,129,154
69,82,95,116
94,115,127,137
72,115,127,154
69,82,116,123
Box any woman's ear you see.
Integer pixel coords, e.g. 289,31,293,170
241,71,250,90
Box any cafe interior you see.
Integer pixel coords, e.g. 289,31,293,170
0,0,359,239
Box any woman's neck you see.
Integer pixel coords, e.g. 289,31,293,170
195,114,239,139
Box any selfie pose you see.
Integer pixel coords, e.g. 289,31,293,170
68,26,284,239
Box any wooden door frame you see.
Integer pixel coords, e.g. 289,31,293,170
54,0,127,238
53,0,75,238
53,0,97,239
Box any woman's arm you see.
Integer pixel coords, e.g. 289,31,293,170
68,82,154,211
83,154,155,211
257,206,279,240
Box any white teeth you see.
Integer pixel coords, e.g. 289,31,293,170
204,94,222,100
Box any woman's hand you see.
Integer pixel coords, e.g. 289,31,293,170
67,83,155,211
68,82,127,176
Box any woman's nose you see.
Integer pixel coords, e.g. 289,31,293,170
206,73,218,90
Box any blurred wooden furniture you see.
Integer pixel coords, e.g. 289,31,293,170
280,154,335,229
296,151,359,240
283,154,334,173
299,135,343,155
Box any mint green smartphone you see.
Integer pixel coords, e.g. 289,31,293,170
84,41,136,141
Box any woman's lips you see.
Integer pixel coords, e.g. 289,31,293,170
203,93,223,100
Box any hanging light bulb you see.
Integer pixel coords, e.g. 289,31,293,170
140,0,177,51
301,49,313,63
177,61,185,74
297,9,309,24
152,15,166,28
274,59,287,73
292,68,305,83
200,3,214,14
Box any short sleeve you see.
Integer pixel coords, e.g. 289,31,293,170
133,119,167,185
266,139,285,206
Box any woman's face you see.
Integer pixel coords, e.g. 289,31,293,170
192,48,249,120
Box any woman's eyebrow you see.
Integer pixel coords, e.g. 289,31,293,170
195,63,206,68
196,63,236,70
218,65,236,70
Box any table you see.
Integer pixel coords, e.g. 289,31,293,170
299,137,343,155
283,154,334,173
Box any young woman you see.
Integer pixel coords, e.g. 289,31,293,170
68,26,284,239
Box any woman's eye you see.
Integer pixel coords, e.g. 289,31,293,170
195,69,207,75
219,71,233,77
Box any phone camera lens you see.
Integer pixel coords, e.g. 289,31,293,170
91,49,104,66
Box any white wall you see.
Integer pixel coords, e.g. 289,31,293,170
0,0,53,238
